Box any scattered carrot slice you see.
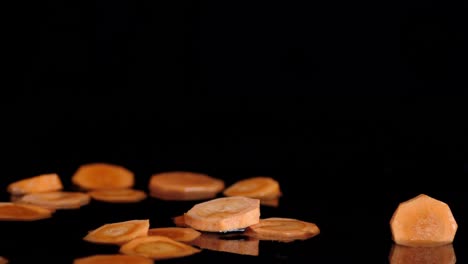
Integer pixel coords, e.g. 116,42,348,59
120,236,201,260
7,173,63,195
245,217,320,242
389,243,456,264
16,191,91,209
72,163,134,190
172,215,188,227
223,177,281,200
148,171,224,201
73,254,153,264
390,194,458,247
84,219,150,245
190,233,259,256
184,196,260,232
148,227,201,242
88,189,147,203
0,256,8,264
0,202,53,221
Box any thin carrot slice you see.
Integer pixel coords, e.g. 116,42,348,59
0,202,53,221
84,219,150,245
184,196,260,232
389,243,456,264
148,171,224,201
190,233,259,256
73,254,153,264
88,189,147,203
390,194,458,247
72,163,134,190
172,215,188,227
120,236,201,260
245,217,320,242
16,191,91,209
0,256,8,264
223,177,281,200
148,227,201,242
7,173,63,195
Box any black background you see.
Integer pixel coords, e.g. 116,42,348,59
2,0,466,263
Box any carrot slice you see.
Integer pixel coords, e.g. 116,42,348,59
172,215,188,227
72,163,134,190
184,196,260,232
148,227,201,242
260,198,280,207
223,177,281,200
389,243,456,264
190,233,259,256
16,191,91,209
0,202,53,221
245,217,320,242
120,236,201,260
7,173,63,195
84,219,150,245
0,256,8,264
148,171,224,201
390,194,458,247
73,254,153,264
88,189,147,203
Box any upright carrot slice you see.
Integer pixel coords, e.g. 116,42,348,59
120,236,201,260
16,191,91,209
172,215,188,227
389,244,456,264
190,233,259,256
148,227,201,242
72,163,134,190
88,189,147,203
7,173,63,195
245,217,320,242
184,196,260,232
148,171,224,201
73,254,153,264
84,219,150,245
390,194,458,247
223,177,281,200
0,202,53,221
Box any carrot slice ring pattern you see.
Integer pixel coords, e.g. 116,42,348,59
88,189,147,203
148,227,201,242
148,171,224,201
389,243,456,264
0,202,53,221
7,173,63,195
16,191,91,209
120,236,201,260
84,219,150,245
184,196,260,232
73,254,153,264
72,163,134,190
245,217,320,242
223,177,281,200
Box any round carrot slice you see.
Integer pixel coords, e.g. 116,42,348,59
7,173,63,195
172,215,188,227
120,236,201,260
84,219,150,245
73,254,153,264
88,189,147,203
72,163,134,190
0,202,53,221
223,177,281,200
16,191,91,209
148,171,224,201
190,233,259,256
148,227,201,242
245,217,320,242
389,243,456,264
184,196,260,232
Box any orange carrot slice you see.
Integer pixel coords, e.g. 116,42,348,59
172,215,188,227
148,171,224,201
84,219,150,245
148,227,201,242
260,198,280,207
245,217,320,242
223,177,281,200
390,194,458,247
0,202,53,221
16,191,91,209
88,189,147,203
72,163,134,190
190,233,259,256
184,196,260,232
389,243,456,264
120,236,201,260
73,254,153,264
7,173,63,195
0,256,8,264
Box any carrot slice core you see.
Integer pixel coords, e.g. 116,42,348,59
84,219,150,245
